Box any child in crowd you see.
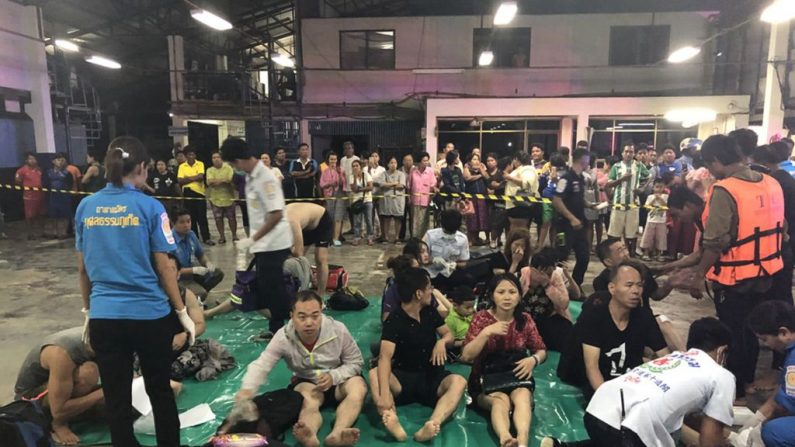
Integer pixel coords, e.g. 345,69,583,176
640,178,668,261
444,286,476,356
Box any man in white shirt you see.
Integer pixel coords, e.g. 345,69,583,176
543,317,734,447
422,209,470,292
339,141,360,234
221,137,293,335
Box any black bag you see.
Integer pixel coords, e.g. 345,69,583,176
481,350,536,395
0,400,55,447
214,389,303,442
327,287,369,311
350,181,367,214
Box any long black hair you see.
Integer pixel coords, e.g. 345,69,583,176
105,136,149,187
486,273,526,331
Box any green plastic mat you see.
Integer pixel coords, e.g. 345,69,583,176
73,300,588,446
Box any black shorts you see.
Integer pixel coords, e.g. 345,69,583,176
393,368,451,408
289,377,339,410
506,204,539,220
302,210,334,248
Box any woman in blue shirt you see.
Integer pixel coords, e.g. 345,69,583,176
75,136,195,447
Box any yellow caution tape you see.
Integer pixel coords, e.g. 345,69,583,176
0,183,668,210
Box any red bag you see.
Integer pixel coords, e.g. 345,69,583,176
312,264,349,292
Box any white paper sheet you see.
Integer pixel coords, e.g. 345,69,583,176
133,404,216,435
130,376,152,416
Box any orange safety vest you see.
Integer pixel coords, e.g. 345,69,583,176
701,173,785,286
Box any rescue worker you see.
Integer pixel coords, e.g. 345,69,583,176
662,134,785,400
75,136,195,447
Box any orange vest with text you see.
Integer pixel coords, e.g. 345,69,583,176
701,173,784,286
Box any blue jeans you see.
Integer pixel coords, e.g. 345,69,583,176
762,416,795,447
353,202,373,239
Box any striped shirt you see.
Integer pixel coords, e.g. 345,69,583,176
608,161,649,206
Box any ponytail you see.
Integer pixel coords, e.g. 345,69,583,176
105,136,149,186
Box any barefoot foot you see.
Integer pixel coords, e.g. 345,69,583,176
51,424,80,446
500,437,519,447
381,409,407,442
325,428,361,446
292,421,320,447
413,420,441,442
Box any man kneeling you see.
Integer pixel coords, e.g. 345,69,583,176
14,327,102,445
370,267,467,442
235,291,366,447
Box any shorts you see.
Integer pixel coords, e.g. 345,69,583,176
393,368,451,408
23,199,46,219
506,204,539,220
532,202,553,225
608,208,640,239
210,204,235,220
640,221,667,251
289,377,339,410
303,209,334,248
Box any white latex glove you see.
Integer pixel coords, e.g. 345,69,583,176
176,307,196,346
740,410,767,432
192,266,209,276
206,262,216,273
236,237,255,252
81,308,90,345
432,256,447,267
746,425,764,447
446,261,457,271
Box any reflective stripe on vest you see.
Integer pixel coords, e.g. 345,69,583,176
701,173,785,286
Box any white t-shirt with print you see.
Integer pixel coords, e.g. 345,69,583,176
586,349,735,447
348,171,373,203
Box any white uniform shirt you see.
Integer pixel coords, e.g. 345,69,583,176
586,349,735,447
423,228,470,278
246,162,293,253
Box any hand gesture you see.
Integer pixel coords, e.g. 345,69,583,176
485,321,510,337
570,217,583,230
513,356,536,380
431,340,447,366
511,246,525,264
315,373,333,392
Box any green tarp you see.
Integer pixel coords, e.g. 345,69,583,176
73,300,588,446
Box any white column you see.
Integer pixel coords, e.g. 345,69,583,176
761,20,790,143
561,117,574,151
576,113,589,146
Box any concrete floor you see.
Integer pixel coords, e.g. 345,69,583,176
0,217,776,408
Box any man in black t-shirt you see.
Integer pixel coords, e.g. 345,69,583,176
591,238,684,352
552,148,590,286
289,143,319,199
369,267,467,443
557,261,669,395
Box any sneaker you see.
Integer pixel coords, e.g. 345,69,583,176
333,240,342,247
204,240,216,246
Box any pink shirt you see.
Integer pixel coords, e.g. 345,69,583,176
409,166,436,207
319,166,346,197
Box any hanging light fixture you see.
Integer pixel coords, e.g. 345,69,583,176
494,2,518,25
761,0,795,23
667,46,701,63
54,39,80,52
191,9,233,31
85,55,122,69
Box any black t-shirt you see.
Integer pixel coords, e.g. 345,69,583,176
381,304,445,373
288,158,318,199
592,267,659,309
149,171,178,197
488,252,528,273
578,303,666,381
771,170,795,244
555,170,586,222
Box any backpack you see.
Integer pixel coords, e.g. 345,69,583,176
0,400,54,447
327,286,369,311
230,260,300,312
211,389,303,445
312,264,349,292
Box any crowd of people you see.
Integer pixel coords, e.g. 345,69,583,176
7,128,795,447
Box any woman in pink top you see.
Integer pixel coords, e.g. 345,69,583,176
319,152,346,245
409,152,438,238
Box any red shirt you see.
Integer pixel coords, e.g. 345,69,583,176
464,310,546,396
15,165,44,201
